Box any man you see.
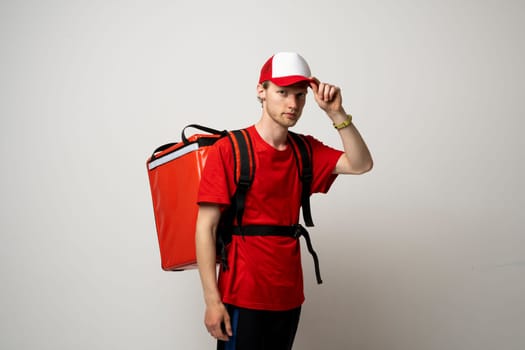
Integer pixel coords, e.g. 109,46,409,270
195,52,373,350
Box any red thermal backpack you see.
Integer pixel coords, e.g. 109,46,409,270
146,124,322,283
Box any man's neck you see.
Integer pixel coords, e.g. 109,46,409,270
254,116,289,151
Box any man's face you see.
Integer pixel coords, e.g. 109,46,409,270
258,81,309,128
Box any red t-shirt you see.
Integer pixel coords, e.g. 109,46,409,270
198,125,343,311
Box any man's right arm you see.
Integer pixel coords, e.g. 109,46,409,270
195,203,232,341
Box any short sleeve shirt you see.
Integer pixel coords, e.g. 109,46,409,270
198,125,343,310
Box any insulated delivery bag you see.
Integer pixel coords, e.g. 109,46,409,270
146,124,226,270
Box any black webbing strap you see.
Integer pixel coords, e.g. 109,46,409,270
227,130,255,234
216,231,230,272
288,132,314,227
232,224,323,284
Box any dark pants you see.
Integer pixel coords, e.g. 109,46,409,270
217,305,302,350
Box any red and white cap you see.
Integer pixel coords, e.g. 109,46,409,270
258,52,313,86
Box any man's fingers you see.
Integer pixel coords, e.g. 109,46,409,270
216,330,229,341
318,83,339,102
316,83,331,101
205,311,232,341
324,85,332,101
329,86,340,101
309,76,320,87
224,317,233,336
310,78,342,110
209,324,229,341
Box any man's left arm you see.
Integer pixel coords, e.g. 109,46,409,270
310,78,373,175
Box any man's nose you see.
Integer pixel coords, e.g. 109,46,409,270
287,95,299,109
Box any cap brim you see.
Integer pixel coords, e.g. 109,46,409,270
269,75,314,87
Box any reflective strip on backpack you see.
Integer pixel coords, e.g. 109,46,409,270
148,142,199,170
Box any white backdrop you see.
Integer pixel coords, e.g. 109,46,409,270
1,1,524,349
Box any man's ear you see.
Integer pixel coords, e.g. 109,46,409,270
257,83,266,101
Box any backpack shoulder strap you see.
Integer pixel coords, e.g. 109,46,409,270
227,128,255,231
216,128,255,270
288,131,314,227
